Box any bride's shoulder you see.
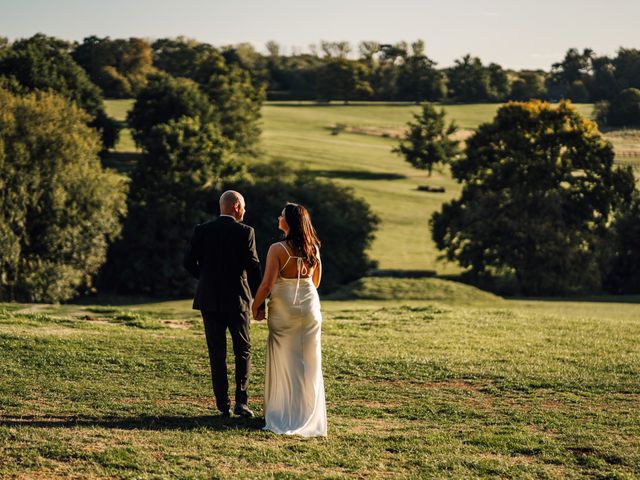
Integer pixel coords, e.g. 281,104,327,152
268,242,286,253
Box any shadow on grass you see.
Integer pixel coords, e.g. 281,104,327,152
0,415,264,432
508,294,640,304
370,269,437,278
313,170,406,181
438,274,640,304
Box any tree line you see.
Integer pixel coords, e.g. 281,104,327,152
2,35,639,125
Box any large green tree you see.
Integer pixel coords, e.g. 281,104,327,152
446,55,494,102
0,34,119,149
151,37,264,156
612,48,640,91
604,193,640,293
588,56,618,101
0,88,127,302
395,40,446,102
152,37,221,82
267,53,323,100
509,70,548,101
432,101,635,295
316,58,372,103
547,48,593,100
603,88,640,126
72,36,155,98
393,104,459,175
127,73,214,147
202,62,264,156
102,117,244,295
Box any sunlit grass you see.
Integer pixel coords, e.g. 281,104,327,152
1,289,638,478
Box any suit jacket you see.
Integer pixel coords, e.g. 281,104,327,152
183,216,262,312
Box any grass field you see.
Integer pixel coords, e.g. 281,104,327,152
1,285,638,479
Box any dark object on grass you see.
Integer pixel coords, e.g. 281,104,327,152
417,185,446,193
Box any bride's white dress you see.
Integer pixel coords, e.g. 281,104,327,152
263,242,327,437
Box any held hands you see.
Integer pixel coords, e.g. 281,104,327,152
252,303,266,321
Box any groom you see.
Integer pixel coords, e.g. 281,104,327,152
184,190,264,418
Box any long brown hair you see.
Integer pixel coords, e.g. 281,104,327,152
283,203,321,267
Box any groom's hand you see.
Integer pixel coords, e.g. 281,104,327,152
255,308,266,321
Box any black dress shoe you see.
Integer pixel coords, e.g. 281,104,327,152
233,404,254,418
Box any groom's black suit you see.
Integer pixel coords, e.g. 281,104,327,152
184,215,262,413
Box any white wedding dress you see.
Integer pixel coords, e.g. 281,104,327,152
263,242,327,437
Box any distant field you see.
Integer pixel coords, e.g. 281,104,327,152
104,99,138,152
104,100,637,273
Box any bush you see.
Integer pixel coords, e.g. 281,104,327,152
222,161,379,291
0,89,127,302
431,100,636,295
566,80,590,103
604,194,640,293
606,88,640,127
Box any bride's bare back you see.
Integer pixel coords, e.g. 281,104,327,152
274,241,321,286
276,242,311,278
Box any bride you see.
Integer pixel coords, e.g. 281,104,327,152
251,203,327,437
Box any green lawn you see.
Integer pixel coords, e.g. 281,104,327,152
1,287,638,479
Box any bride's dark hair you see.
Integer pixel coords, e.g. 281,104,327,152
283,203,321,267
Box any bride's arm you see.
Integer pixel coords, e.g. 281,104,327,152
312,248,322,288
252,245,280,319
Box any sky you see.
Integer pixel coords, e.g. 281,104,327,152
1,0,639,70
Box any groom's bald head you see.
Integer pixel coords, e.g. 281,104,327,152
219,190,246,220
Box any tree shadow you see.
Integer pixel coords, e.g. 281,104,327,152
507,294,640,304
370,270,437,278
100,151,143,174
439,274,640,304
0,414,264,432
313,170,406,181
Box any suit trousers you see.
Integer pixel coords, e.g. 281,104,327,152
201,311,251,412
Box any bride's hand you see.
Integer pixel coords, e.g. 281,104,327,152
252,304,264,321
